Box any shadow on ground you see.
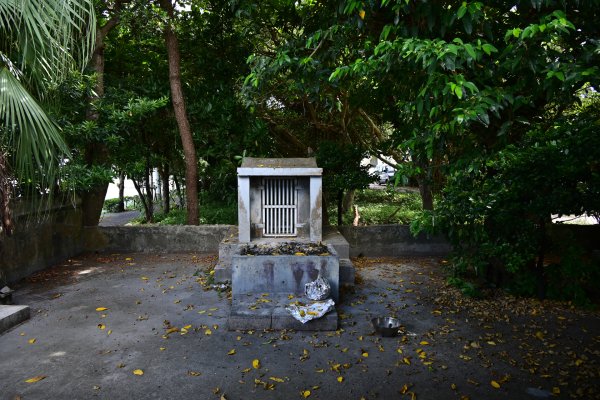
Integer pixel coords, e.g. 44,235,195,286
1,253,598,399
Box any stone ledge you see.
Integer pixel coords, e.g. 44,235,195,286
228,294,337,331
0,305,30,334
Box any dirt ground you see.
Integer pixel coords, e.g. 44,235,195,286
1,253,598,400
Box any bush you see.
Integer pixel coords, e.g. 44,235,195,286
327,188,422,226
103,198,122,213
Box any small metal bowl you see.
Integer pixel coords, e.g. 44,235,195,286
371,317,401,337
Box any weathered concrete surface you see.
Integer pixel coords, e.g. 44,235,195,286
228,294,337,331
0,202,84,284
231,244,339,302
0,305,30,334
2,253,598,400
338,224,451,257
83,225,232,253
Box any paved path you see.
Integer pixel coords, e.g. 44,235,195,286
98,210,140,226
1,254,598,399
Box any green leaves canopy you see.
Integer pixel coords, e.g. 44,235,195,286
0,0,96,200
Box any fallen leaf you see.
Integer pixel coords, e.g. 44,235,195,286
204,329,212,335
95,307,108,312
362,352,369,358
419,341,429,345
491,380,500,389
25,375,46,383
252,359,261,369
228,349,236,355
301,390,311,398
133,369,144,376
98,324,106,330
188,371,201,376
28,338,36,344
269,377,284,383
107,330,112,335
337,376,344,383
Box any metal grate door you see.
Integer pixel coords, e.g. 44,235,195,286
261,178,297,237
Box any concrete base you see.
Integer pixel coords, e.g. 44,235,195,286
0,305,30,334
215,227,356,287
228,294,338,331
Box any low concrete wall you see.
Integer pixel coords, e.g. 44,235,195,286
0,201,84,284
83,225,233,254
337,224,451,257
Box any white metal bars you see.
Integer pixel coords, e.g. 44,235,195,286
261,177,297,237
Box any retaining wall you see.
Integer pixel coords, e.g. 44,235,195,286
83,225,232,254
0,201,84,284
338,224,452,257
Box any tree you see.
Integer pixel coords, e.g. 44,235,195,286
0,0,96,234
158,0,199,225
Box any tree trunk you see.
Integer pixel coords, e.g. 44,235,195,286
174,174,184,208
0,151,13,236
337,190,344,226
342,189,355,214
132,178,152,223
117,170,125,212
159,0,199,225
144,160,154,222
160,163,170,214
81,9,122,226
414,157,434,211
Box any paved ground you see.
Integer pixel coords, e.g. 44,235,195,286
1,253,599,400
98,211,140,226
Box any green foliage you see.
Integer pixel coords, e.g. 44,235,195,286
329,188,422,226
102,198,122,213
60,164,114,192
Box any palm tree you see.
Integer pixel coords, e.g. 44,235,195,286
0,0,96,234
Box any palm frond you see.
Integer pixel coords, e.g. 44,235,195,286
0,68,69,195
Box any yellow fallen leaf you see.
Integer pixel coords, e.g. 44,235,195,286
535,331,545,340
294,252,306,256
25,375,46,383
242,368,251,373
183,325,192,330
552,387,560,395
228,349,236,355
133,369,144,376
252,359,261,369
141,277,149,281
337,376,344,383
362,352,369,358
166,327,179,334
269,377,284,383
204,329,212,336
188,371,201,376
96,307,108,311
107,330,112,335
159,347,166,351
419,341,429,345
403,357,411,365
400,384,409,394
491,380,500,389
98,324,106,330
28,338,36,344
358,9,365,19
451,383,457,390
301,390,311,398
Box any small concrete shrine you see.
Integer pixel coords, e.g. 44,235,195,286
216,157,355,331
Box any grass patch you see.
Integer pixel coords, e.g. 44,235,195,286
327,188,423,226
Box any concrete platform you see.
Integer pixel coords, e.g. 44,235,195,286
228,293,338,331
215,226,356,286
0,305,30,334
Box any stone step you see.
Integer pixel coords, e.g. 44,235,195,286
340,258,355,286
323,227,350,259
0,305,30,334
228,294,338,331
